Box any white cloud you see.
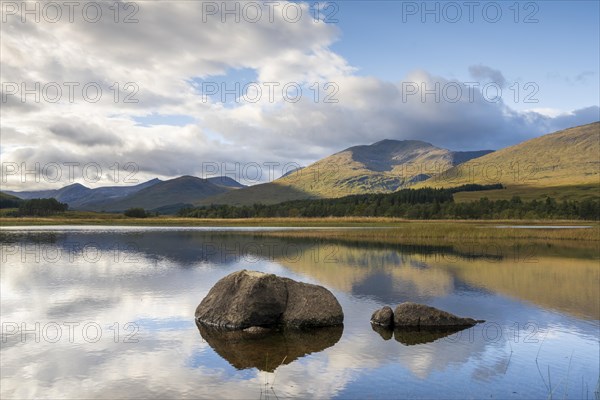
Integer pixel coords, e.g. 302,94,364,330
526,108,571,118
1,1,598,190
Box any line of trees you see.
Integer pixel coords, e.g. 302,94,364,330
18,198,68,216
124,207,149,218
178,184,600,220
0,196,22,209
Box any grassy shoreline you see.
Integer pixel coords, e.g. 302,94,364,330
1,214,598,242
0,214,597,226
249,225,600,249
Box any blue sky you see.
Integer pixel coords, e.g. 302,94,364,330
331,1,600,111
1,0,599,188
190,1,599,114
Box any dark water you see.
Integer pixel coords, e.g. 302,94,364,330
1,227,598,399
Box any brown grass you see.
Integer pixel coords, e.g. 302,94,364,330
1,214,598,242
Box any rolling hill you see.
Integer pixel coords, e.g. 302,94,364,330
206,176,246,189
6,178,162,209
413,122,600,202
0,191,23,208
200,140,492,206
4,176,247,212
98,175,237,211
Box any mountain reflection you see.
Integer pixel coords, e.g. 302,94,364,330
266,238,599,320
197,324,343,372
1,229,597,319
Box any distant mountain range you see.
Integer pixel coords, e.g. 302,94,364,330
95,176,243,212
6,178,161,209
5,176,245,212
3,122,599,212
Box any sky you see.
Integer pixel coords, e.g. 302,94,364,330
1,0,599,189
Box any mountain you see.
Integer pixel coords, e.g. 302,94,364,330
99,175,234,212
0,192,21,200
200,140,493,206
281,139,493,195
10,184,57,200
413,122,600,201
5,175,246,213
206,176,246,189
6,182,93,206
6,178,162,209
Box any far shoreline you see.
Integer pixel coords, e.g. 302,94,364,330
1,215,598,227
1,215,598,243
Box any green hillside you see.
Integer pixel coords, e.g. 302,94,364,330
276,140,492,196
0,191,22,201
102,176,232,211
197,181,315,206
0,191,23,208
202,140,491,206
453,184,599,203
414,122,600,201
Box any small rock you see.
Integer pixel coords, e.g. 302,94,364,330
370,306,394,328
394,302,478,328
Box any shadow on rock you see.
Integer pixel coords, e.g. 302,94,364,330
197,323,344,372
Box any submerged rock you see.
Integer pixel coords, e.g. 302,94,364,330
370,306,394,328
243,326,271,334
394,302,479,328
195,270,343,329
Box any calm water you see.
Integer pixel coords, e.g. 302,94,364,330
1,227,599,399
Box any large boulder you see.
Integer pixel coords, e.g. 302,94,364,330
281,279,344,328
195,270,343,329
394,302,478,328
194,270,288,329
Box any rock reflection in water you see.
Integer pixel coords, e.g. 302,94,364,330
371,324,470,345
197,323,343,372
371,324,394,341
